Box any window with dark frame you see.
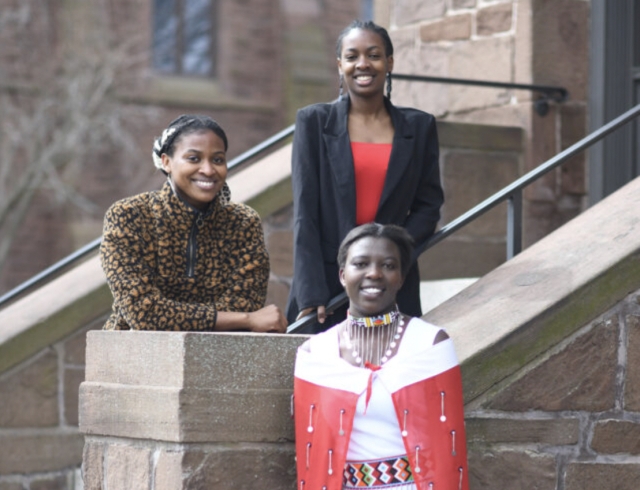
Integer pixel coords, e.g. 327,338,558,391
152,0,216,77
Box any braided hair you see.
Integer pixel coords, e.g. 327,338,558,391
152,114,228,174
152,114,231,205
335,20,394,59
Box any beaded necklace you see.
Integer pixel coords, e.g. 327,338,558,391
342,306,405,367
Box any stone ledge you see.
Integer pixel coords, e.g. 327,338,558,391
85,331,306,388
425,177,640,402
80,383,296,443
81,332,308,442
227,144,292,218
119,76,276,113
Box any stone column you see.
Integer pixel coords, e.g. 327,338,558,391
79,331,308,490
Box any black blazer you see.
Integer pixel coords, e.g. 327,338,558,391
286,96,444,328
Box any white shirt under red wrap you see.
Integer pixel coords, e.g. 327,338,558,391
294,318,469,490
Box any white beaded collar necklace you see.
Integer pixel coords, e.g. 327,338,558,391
342,306,405,367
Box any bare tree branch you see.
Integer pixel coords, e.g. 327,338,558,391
0,1,155,279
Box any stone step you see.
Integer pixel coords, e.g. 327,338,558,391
420,278,478,314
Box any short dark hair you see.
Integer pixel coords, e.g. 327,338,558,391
338,223,414,278
152,114,228,175
335,20,394,58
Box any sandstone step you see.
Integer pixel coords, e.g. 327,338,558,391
420,277,478,314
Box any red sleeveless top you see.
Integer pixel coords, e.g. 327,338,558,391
351,142,392,225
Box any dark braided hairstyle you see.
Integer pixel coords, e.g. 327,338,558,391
152,114,231,205
152,114,228,175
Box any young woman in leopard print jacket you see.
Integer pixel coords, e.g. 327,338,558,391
100,114,287,333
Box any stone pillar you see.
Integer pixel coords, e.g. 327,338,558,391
79,331,308,490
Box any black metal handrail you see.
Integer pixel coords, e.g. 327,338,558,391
391,73,568,116
287,102,640,333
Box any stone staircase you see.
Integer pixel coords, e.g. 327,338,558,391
78,177,640,489
17,119,640,489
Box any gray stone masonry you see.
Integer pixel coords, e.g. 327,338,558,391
424,177,640,489
80,332,308,489
78,177,640,489
0,320,101,489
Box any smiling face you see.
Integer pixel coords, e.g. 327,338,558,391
337,27,393,100
339,236,404,318
161,129,227,210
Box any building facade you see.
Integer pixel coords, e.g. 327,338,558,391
0,0,366,295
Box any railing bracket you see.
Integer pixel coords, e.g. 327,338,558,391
534,98,550,117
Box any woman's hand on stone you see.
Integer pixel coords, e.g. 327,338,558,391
248,305,288,333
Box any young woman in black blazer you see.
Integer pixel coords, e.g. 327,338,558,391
287,20,444,333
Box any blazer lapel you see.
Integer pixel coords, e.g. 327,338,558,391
323,98,356,224
378,99,415,212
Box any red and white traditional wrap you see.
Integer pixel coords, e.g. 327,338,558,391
294,318,469,490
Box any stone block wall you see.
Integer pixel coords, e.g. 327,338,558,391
77,289,640,490
466,290,640,489
0,318,104,490
79,331,308,490
423,176,640,489
378,0,590,248
1,175,636,490
420,121,524,280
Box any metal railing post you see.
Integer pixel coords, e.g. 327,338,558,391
507,189,523,259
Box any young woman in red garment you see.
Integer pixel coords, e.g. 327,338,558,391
294,223,468,490
287,20,444,332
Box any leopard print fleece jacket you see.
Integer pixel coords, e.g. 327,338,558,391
100,181,269,330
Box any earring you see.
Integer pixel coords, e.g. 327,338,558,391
386,72,392,100
339,74,344,101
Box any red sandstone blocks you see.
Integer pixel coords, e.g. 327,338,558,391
477,3,513,36
0,352,59,428
565,463,640,490
0,433,84,474
420,14,472,43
